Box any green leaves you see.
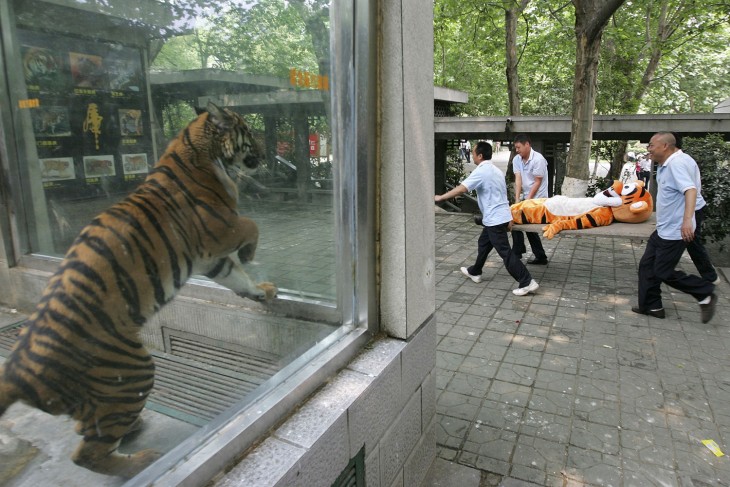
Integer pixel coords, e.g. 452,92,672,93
434,0,730,116
684,135,730,244
151,0,321,77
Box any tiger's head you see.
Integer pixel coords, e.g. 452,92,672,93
593,180,653,223
202,101,263,179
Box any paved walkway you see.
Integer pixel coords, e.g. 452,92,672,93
434,212,729,487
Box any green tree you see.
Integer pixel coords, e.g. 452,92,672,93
562,0,626,197
433,0,730,117
434,0,509,115
597,0,730,180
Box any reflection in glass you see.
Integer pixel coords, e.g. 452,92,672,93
2,0,342,483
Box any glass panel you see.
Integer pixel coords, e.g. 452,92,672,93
1,0,350,483
11,0,336,303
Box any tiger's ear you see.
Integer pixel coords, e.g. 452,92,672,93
206,101,234,131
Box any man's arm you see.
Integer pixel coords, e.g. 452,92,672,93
435,184,468,203
681,188,697,242
527,176,543,200
514,173,523,203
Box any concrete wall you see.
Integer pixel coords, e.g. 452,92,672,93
215,319,436,487
379,0,436,339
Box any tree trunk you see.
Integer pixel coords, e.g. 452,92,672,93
562,0,625,197
609,140,627,180
504,0,529,191
505,5,522,117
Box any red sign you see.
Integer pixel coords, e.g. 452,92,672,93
309,134,319,156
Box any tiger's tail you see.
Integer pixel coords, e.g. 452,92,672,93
0,365,20,417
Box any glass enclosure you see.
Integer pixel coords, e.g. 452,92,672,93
0,0,369,484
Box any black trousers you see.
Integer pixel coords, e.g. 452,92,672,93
638,170,650,186
511,230,547,260
638,231,715,310
468,222,532,287
686,207,717,282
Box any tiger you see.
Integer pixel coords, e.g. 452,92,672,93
0,101,276,478
511,179,653,239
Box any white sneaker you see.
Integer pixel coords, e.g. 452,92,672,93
713,276,722,285
513,279,539,296
460,266,482,283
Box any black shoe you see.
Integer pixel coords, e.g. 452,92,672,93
527,257,548,265
699,293,717,324
631,306,666,319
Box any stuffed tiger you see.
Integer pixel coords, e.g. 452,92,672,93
0,102,276,478
511,180,653,239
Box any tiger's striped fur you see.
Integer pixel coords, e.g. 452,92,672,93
0,102,276,478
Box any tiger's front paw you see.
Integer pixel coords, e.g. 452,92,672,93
256,282,277,301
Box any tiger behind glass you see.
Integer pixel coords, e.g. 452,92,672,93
0,102,277,478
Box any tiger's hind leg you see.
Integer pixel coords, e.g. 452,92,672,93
72,437,161,478
74,414,143,437
72,407,160,478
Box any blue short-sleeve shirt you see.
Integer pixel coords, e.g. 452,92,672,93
462,162,512,227
656,150,701,240
512,149,548,199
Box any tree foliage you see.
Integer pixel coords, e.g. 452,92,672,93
151,0,320,77
434,0,730,117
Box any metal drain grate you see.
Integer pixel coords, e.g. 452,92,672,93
147,350,269,426
331,446,365,487
0,322,281,427
165,330,281,382
0,321,26,356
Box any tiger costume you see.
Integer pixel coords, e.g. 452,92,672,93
511,180,653,239
0,102,276,478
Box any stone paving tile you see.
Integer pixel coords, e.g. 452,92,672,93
438,390,484,421
434,213,730,486
476,399,528,434
512,436,567,483
447,372,493,397
518,411,573,443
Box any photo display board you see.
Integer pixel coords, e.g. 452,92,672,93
19,29,152,199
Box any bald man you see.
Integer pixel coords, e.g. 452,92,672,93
633,132,716,323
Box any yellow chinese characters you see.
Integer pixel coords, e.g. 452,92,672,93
83,103,103,150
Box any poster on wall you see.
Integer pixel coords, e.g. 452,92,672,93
83,155,116,177
122,153,149,175
22,46,67,94
107,58,143,92
32,106,71,137
119,109,143,136
69,52,105,89
39,157,76,182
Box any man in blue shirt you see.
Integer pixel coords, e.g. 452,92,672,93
512,134,549,265
671,133,720,284
634,132,716,323
435,141,538,296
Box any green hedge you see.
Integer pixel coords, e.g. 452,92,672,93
683,134,730,245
